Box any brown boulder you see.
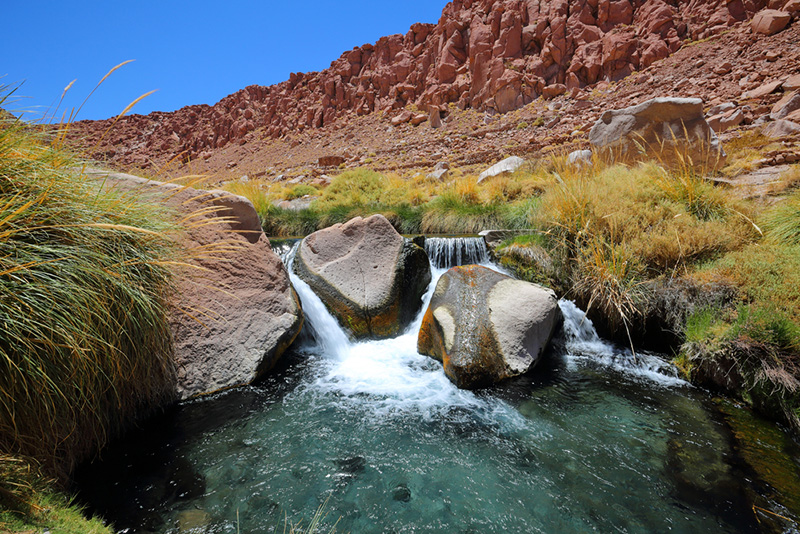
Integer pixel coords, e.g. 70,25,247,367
418,265,560,389
391,111,413,126
543,84,567,99
410,113,428,126
319,155,346,167
742,80,784,100
751,9,792,34
708,109,745,132
785,74,800,92
293,215,431,339
589,97,726,165
771,91,800,120
762,119,800,137
91,169,303,400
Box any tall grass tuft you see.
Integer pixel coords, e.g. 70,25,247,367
0,114,178,480
532,160,754,336
761,190,800,246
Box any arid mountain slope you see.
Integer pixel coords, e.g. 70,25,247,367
69,0,800,180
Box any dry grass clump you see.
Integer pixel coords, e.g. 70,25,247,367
760,189,800,246
537,163,754,273
719,130,781,177
529,160,756,335
0,115,178,481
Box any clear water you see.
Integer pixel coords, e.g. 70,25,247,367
75,245,800,534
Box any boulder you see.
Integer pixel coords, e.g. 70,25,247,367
785,74,800,92
410,113,428,126
771,91,800,120
742,80,784,99
418,265,560,389
391,111,413,126
427,168,450,181
478,156,526,183
751,9,791,34
588,97,726,165
429,106,442,129
762,119,800,137
567,149,593,166
319,155,346,167
293,215,431,338
707,109,744,132
91,169,304,400
543,84,567,99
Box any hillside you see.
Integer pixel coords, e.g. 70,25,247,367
68,0,800,181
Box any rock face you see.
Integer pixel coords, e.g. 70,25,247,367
751,8,792,34
589,97,725,164
71,0,768,168
90,169,304,400
418,265,560,389
762,119,800,137
293,215,431,338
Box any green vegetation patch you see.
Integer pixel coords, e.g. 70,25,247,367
0,118,179,486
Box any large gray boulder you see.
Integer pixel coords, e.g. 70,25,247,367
91,169,304,400
589,97,726,166
293,214,431,338
418,265,560,389
478,156,525,183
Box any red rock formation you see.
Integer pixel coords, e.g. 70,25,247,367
71,0,771,168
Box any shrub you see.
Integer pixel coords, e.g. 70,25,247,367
761,189,800,246
0,117,178,481
284,184,318,200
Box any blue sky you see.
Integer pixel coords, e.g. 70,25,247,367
3,1,447,121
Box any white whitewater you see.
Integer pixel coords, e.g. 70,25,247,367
424,236,489,268
558,300,687,386
281,237,684,422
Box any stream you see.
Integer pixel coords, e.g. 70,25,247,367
75,237,800,534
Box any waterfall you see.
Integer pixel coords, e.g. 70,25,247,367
558,300,686,386
280,236,683,404
279,240,517,421
424,236,490,269
283,242,351,360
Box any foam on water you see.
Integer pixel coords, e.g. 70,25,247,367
284,244,524,427
285,236,683,426
558,300,687,387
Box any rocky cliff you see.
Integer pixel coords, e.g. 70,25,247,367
73,0,774,168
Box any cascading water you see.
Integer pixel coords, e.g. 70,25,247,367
558,300,687,386
282,239,504,419
424,236,490,268
74,237,800,534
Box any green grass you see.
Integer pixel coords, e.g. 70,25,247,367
0,455,110,533
284,184,318,200
241,168,542,237
761,190,800,246
0,112,181,490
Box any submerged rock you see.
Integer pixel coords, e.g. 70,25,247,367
589,97,726,166
93,169,304,400
418,265,560,389
293,214,431,339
